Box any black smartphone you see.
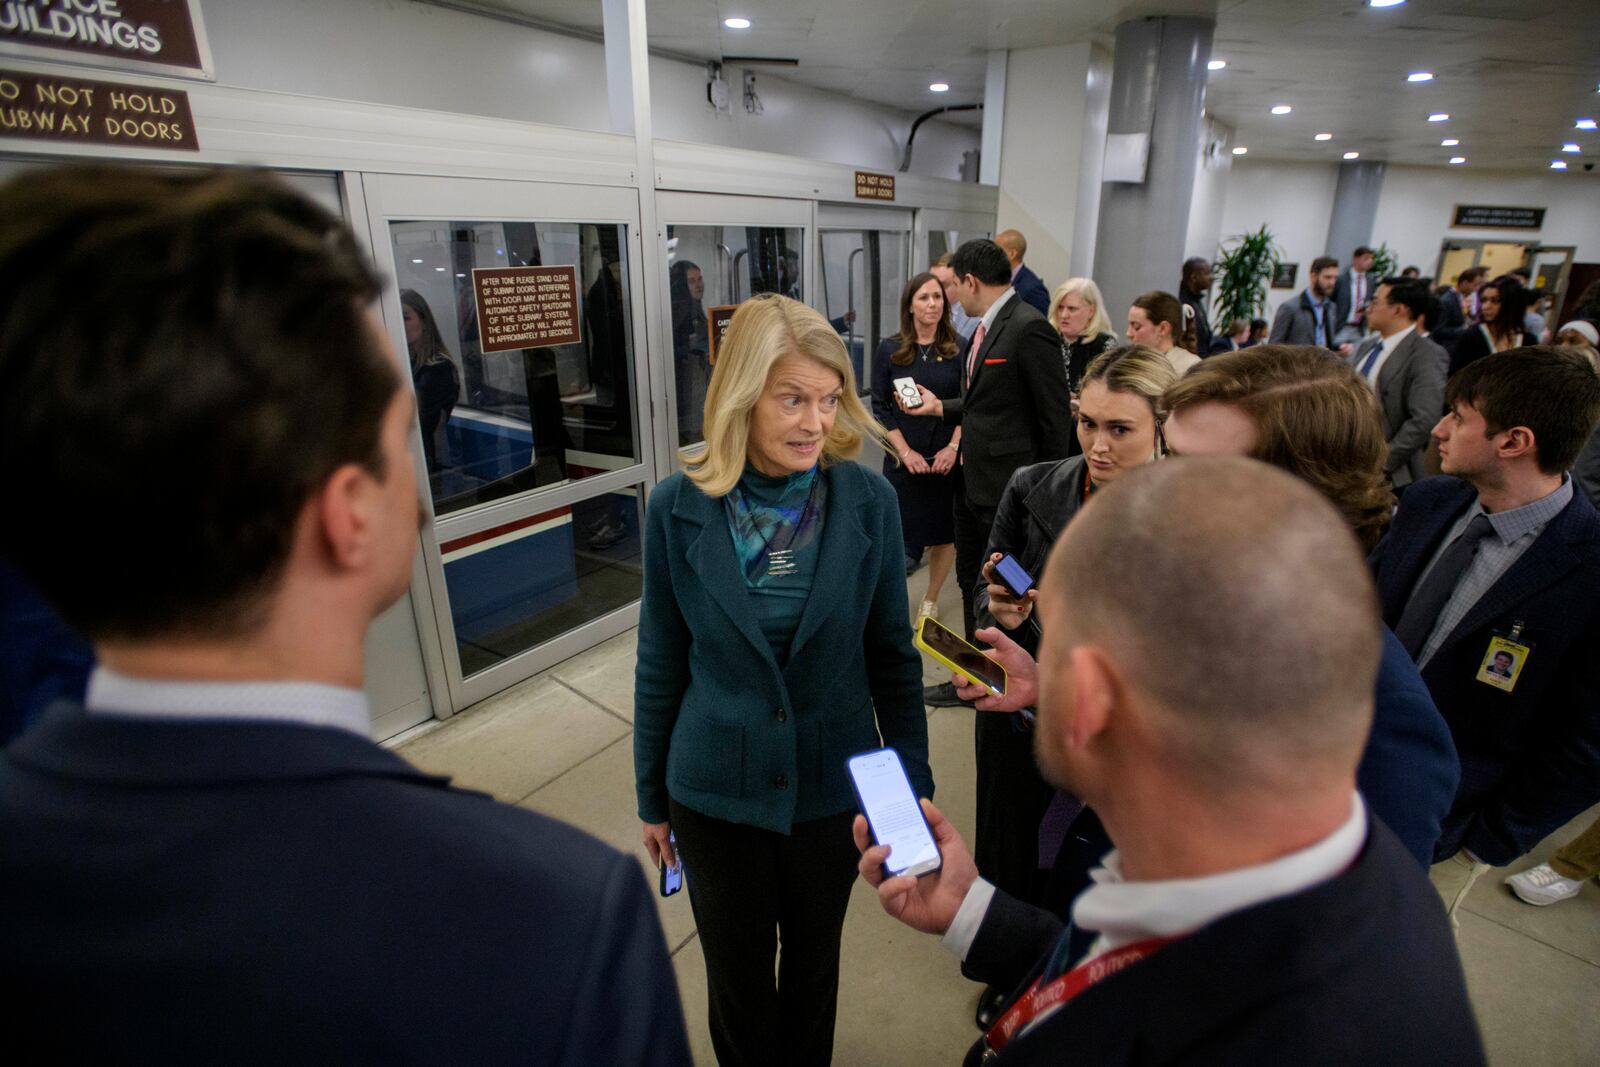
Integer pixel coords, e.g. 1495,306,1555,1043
658,831,683,897
993,554,1036,598
847,748,941,878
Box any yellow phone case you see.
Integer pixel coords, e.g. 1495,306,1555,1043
913,616,1007,696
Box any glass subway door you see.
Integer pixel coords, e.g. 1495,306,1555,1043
656,192,810,459
363,174,655,712
817,204,912,396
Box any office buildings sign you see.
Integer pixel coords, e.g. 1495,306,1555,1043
1452,205,1546,230
0,0,213,80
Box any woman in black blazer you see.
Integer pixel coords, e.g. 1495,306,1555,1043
1448,275,1531,374
635,294,934,1066
1046,278,1117,459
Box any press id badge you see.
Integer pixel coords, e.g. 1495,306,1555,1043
1475,623,1532,693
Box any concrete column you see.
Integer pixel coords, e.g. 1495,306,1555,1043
979,50,1007,186
1091,16,1214,318
1325,160,1387,262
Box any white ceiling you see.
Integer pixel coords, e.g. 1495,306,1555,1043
459,0,1600,172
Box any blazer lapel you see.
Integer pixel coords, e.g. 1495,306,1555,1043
787,465,870,663
967,298,1014,396
1376,332,1414,396
1433,501,1587,660
1381,483,1474,620
677,489,782,674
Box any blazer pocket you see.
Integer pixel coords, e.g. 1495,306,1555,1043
988,434,1033,458
673,719,745,798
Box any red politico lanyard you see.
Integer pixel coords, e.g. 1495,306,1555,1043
982,934,1176,1056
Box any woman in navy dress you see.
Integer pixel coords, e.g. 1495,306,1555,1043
870,271,967,621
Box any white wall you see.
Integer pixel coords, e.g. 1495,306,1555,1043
995,42,1110,299
1184,114,1235,265
200,0,976,180
1217,161,1340,318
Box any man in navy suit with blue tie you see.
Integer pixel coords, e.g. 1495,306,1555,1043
0,166,690,1065
1371,346,1600,925
855,458,1481,1064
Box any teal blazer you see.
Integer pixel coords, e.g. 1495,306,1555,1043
634,461,934,834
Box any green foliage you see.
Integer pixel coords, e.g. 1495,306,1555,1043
1213,225,1283,327
1367,243,1398,282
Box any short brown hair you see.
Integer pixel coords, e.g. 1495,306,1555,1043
1163,345,1394,549
0,165,394,641
1311,256,1339,275
1445,345,1600,474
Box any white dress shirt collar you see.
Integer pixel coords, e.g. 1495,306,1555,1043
1072,793,1367,956
85,666,371,738
980,287,1016,333
1364,323,1416,384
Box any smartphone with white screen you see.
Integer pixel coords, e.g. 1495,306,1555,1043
892,376,923,409
847,747,941,878
658,831,684,898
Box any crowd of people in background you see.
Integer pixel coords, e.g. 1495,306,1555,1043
5,166,1600,1067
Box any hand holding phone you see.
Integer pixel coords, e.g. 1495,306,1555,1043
847,748,941,878
852,797,977,937
981,553,1038,630
951,627,1040,713
915,616,1007,697
892,376,922,409
658,830,684,898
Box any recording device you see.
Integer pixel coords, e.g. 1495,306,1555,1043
993,554,1036,599
658,831,684,897
892,376,923,409
847,748,942,878
914,616,1007,697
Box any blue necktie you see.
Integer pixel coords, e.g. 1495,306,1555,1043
1358,340,1382,379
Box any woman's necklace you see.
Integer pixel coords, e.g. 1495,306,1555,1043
916,342,936,362
750,473,820,578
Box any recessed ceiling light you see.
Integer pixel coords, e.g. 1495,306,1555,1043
1428,113,1450,122
1578,118,1599,130
1407,72,1434,83
434,266,447,272
1551,160,1568,170
723,17,751,30
1368,0,1406,7
1449,156,1466,165
1232,146,1249,156
1271,104,1292,115
1441,138,1459,146
1315,133,1333,141
929,82,949,92
411,258,424,264
1343,151,1360,160
1564,143,1581,153
1208,59,1227,71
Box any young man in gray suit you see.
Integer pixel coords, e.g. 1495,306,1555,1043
1350,277,1450,493
1269,256,1341,348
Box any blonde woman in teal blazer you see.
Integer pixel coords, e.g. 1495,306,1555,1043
635,294,933,1066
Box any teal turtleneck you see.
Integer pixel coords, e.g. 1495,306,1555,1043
724,463,828,666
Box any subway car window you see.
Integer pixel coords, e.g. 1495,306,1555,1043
665,224,802,447
819,229,908,393
389,220,638,516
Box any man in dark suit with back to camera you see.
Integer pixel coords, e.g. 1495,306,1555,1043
995,229,1051,316
1269,255,1341,347
1371,346,1600,928
1433,266,1487,345
1350,276,1450,494
0,166,691,1065
855,458,1483,1066
1177,256,1215,356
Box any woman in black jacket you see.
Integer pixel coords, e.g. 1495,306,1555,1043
1046,278,1117,458
1448,275,1531,374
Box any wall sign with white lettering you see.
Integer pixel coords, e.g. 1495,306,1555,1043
0,68,196,149
1452,205,1546,230
473,266,583,353
854,170,896,201
0,0,212,80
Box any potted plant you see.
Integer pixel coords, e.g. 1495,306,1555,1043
1213,225,1284,328
1367,243,1398,283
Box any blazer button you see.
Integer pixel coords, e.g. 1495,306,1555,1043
775,707,788,723
774,775,789,790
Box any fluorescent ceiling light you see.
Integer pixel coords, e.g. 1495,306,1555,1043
1232,146,1248,155
1271,104,1292,115
1551,160,1568,170
411,258,424,264
1315,133,1333,141
1577,119,1598,130
723,17,751,30
1449,156,1466,165
1343,152,1360,160
1440,138,1459,146
1428,113,1450,122
1368,0,1406,7
1208,59,1227,71
1407,72,1434,83
929,82,949,93
1564,143,1581,153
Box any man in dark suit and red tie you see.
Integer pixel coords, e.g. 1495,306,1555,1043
854,458,1483,1066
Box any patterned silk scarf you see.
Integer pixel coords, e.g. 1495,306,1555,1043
724,466,827,585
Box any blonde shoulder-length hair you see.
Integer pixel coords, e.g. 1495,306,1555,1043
682,293,894,497
1047,277,1116,342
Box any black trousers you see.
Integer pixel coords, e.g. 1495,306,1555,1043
953,470,998,643
669,799,859,1067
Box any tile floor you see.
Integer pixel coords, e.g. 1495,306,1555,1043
396,570,1600,1066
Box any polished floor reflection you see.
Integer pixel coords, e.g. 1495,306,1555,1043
396,569,1600,1067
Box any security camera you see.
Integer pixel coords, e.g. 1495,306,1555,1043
1585,162,1595,172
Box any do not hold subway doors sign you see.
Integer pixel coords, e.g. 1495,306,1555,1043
473,266,583,353
0,68,196,149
